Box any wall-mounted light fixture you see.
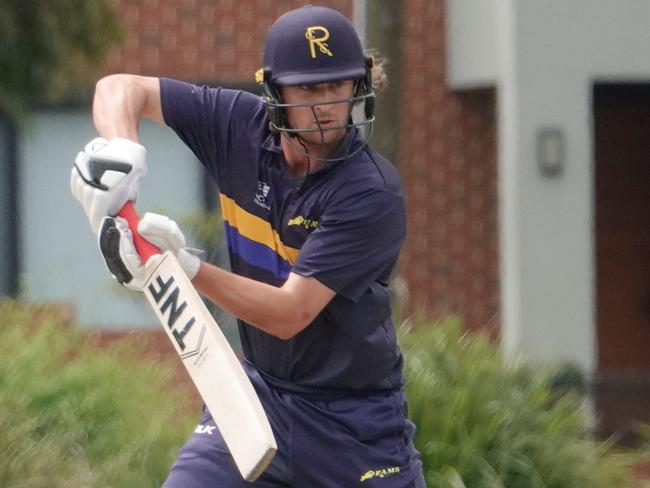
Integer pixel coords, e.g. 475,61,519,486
537,126,565,178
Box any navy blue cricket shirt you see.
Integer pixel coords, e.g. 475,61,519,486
160,79,406,396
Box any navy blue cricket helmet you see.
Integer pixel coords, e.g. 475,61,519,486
255,5,375,141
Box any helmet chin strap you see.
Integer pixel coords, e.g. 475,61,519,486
279,126,372,164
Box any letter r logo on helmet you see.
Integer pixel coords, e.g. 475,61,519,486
259,5,367,86
305,26,333,58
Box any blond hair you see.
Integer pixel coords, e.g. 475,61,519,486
366,48,388,94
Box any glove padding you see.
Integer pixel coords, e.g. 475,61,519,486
71,137,147,233
98,213,202,291
98,216,147,291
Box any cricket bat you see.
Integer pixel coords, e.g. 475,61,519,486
117,201,277,482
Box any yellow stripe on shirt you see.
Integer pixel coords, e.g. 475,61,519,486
219,194,300,264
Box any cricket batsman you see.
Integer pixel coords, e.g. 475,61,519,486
71,5,425,487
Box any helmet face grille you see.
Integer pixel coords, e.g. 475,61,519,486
262,6,367,86
260,81,376,163
262,81,374,128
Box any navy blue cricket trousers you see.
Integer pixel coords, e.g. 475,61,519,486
162,362,425,487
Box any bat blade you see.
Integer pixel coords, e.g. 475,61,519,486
142,252,277,481
117,203,276,481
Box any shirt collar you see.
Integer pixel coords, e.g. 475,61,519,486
261,131,283,154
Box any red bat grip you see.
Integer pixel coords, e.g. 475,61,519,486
117,201,161,263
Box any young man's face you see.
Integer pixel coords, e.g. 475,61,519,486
281,80,355,147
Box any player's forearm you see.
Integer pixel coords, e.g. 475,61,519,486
93,74,165,142
93,75,146,141
192,262,311,340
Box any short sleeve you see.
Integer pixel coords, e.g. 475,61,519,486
159,78,264,183
292,187,406,302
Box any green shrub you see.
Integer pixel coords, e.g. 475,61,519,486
400,317,642,488
0,300,196,488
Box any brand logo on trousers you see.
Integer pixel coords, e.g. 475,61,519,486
359,466,401,482
195,424,217,435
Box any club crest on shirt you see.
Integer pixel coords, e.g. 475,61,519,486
254,181,271,210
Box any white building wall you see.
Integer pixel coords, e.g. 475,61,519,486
445,0,499,88
19,111,203,328
447,0,650,373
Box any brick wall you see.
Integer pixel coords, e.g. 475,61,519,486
398,0,500,333
105,0,352,82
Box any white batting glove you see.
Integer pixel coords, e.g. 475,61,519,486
138,213,203,280
98,215,147,291
71,137,147,233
